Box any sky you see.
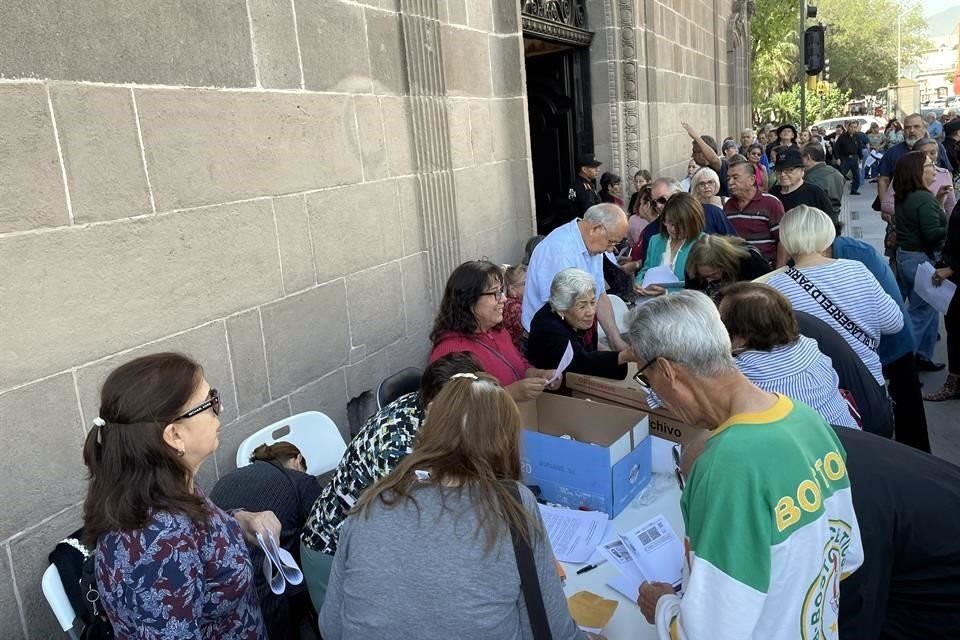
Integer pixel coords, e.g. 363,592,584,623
922,0,958,18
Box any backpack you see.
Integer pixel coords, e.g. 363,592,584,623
49,529,115,640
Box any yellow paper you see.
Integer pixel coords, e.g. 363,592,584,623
567,590,619,630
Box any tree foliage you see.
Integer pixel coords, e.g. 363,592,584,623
756,83,852,126
751,0,929,122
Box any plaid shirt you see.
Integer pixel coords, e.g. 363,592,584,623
301,392,424,554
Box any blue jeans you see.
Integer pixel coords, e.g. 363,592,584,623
840,155,861,193
859,148,869,185
897,249,940,361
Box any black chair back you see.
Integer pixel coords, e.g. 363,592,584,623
376,367,423,410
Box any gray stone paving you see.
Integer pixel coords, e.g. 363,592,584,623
842,184,959,465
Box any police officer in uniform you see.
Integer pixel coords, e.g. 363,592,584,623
560,153,603,227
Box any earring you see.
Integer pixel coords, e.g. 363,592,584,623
177,448,185,457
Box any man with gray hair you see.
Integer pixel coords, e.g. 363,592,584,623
877,112,954,201
625,290,863,640
522,203,630,351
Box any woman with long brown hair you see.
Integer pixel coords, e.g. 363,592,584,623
894,150,950,371
319,374,588,640
83,352,279,638
633,192,706,296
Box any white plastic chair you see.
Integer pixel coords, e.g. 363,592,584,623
598,294,630,339
41,564,80,639
235,411,347,476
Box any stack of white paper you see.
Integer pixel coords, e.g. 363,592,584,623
596,515,683,601
538,503,612,564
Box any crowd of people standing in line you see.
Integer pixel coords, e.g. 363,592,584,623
61,115,960,640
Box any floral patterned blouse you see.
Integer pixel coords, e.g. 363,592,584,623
502,296,526,355
95,493,266,639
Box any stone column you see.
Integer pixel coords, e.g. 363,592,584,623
400,0,460,302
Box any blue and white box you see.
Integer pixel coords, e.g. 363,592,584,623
519,394,652,518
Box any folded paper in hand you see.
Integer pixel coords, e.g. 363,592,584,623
257,529,303,595
598,515,683,601
546,341,574,387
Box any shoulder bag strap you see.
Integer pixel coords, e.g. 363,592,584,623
784,267,878,352
503,481,553,640
469,336,523,381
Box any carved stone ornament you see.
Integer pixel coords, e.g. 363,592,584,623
521,0,593,46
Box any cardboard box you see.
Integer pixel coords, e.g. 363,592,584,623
519,393,651,517
566,363,695,445
570,391,693,445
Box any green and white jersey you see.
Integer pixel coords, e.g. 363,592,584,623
654,395,863,640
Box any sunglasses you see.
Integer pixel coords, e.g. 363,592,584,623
175,388,222,421
653,196,670,206
672,444,684,490
632,357,660,389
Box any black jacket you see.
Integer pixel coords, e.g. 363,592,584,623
795,311,893,438
527,303,627,380
835,426,960,640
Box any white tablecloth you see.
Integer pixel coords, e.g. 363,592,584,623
559,436,685,640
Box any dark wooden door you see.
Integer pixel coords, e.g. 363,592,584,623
526,50,580,235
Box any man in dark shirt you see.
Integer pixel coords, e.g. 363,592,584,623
801,143,845,220
877,113,954,203
834,427,960,640
833,120,863,195
563,153,603,226
768,147,836,223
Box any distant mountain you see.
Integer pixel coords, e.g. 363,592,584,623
926,7,960,39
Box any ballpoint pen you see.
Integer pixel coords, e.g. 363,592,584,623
576,558,608,575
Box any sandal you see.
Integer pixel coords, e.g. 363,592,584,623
924,374,960,402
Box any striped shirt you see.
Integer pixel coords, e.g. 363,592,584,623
722,189,785,264
768,259,904,385
735,336,858,429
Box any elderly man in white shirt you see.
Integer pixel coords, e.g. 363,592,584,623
522,203,630,351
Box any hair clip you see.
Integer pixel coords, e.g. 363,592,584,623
451,373,478,381
93,417,106,427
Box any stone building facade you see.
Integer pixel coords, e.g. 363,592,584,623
0,0,749,635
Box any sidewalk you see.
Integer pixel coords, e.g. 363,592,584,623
842,184,958,464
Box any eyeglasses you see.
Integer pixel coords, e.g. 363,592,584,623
653,196,670,207
598,225,623,248
175,388,221,421
479,288,507,301
672,444,685,491
632,357,660,389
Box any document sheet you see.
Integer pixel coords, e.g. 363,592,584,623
539,503,611,563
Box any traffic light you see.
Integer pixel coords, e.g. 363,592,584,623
824,58,830,81
804,26,825,75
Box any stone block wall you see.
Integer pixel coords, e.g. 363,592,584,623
0,0,532,636
589,0,745,186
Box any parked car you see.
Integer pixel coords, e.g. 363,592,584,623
812,116,887,133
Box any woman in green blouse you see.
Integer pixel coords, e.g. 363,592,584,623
894,150,950,370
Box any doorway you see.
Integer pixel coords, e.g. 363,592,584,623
525,39,593,234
